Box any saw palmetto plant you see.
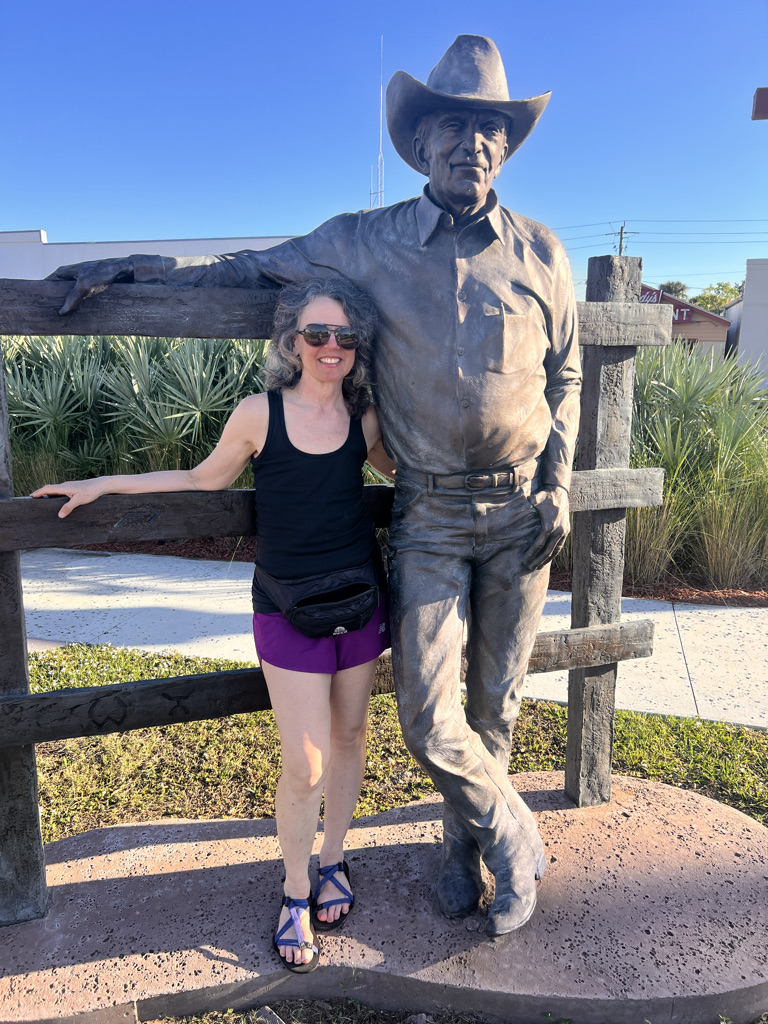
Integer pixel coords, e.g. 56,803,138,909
4,334,269,490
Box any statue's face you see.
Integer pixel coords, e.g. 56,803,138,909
414,108,509,217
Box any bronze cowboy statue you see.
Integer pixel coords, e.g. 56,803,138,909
51,35,582,936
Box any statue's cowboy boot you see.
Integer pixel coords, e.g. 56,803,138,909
437,815,485,918
486,853,539,937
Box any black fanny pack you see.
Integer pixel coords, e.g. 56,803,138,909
253,559,380,639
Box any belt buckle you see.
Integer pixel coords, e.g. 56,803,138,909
465,473,493,490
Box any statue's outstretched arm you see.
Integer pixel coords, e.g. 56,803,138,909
47,214,362,315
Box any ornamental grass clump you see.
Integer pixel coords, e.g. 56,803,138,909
627,343,768,589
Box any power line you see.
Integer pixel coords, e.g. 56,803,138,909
646,271,744,277
559,233,613,242
554,221,615,230
556,219,768,233
626,218,768,224
626,230,768,236
559,216,768,256
564,243,616,251
564,240,768,250
626,240,768,244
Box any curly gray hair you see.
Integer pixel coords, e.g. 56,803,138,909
264,278,379,419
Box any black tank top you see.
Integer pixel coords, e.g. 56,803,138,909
250,390,376,613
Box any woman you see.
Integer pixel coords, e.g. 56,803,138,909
32,278,395,973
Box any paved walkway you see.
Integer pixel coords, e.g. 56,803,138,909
21,546,768,729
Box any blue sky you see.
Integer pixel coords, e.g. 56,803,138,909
3,0,767,297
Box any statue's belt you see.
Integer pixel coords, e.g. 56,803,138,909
399,459,539,495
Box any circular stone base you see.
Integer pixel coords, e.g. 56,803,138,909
1,773,766,1024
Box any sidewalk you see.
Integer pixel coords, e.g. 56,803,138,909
20,546,768,729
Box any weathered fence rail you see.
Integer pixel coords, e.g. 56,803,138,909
0,278,672,346
0,255,672,926
0,469,664,551
0,621,654,749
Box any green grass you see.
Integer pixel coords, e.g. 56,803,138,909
142,1004,514,1024
31,646,768,1024
32,646,768,846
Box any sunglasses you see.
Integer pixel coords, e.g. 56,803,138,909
295,324,359,349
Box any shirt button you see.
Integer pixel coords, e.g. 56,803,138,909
462,399,470,408
457,347,464,356
457,290,467,302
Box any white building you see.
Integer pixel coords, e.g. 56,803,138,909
0,229,291,281
722,259,768,383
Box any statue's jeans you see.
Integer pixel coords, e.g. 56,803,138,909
389,474,550,879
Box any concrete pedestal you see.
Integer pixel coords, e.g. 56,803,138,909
1,773,767,1024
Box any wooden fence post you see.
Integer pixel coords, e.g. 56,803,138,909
0,347,48,923
565,255,642,807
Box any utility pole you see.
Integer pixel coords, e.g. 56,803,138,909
614,221,638,256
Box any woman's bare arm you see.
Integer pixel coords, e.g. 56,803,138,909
32,394,268,518
362,407,396,479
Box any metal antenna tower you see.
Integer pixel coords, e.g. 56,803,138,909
370,36,384,208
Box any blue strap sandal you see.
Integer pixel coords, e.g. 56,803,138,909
273,896,321,973
313,860,354,932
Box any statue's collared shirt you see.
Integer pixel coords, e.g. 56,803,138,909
132,189,581,489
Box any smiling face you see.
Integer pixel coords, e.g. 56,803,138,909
293,295,356,386
413,108,509,219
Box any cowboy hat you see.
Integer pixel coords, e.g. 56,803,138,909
386,35,551,173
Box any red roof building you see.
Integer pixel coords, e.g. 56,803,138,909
640,285,731,359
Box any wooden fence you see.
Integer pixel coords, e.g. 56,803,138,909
0,254,672,926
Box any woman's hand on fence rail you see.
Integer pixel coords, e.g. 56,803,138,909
31,478,121,517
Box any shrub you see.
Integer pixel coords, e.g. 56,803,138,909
553,343,768,589
3,334,268,491
628,344,768,588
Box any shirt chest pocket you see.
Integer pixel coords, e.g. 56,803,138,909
482,304,540,375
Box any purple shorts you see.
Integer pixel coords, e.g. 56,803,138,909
253,593,391,674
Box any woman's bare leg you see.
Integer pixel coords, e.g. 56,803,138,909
315,658,377,925
262,659,332,965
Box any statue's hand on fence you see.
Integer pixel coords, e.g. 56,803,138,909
522,488,570,571
47,257,135,314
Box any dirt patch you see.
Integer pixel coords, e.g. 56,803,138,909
549,569,768,608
